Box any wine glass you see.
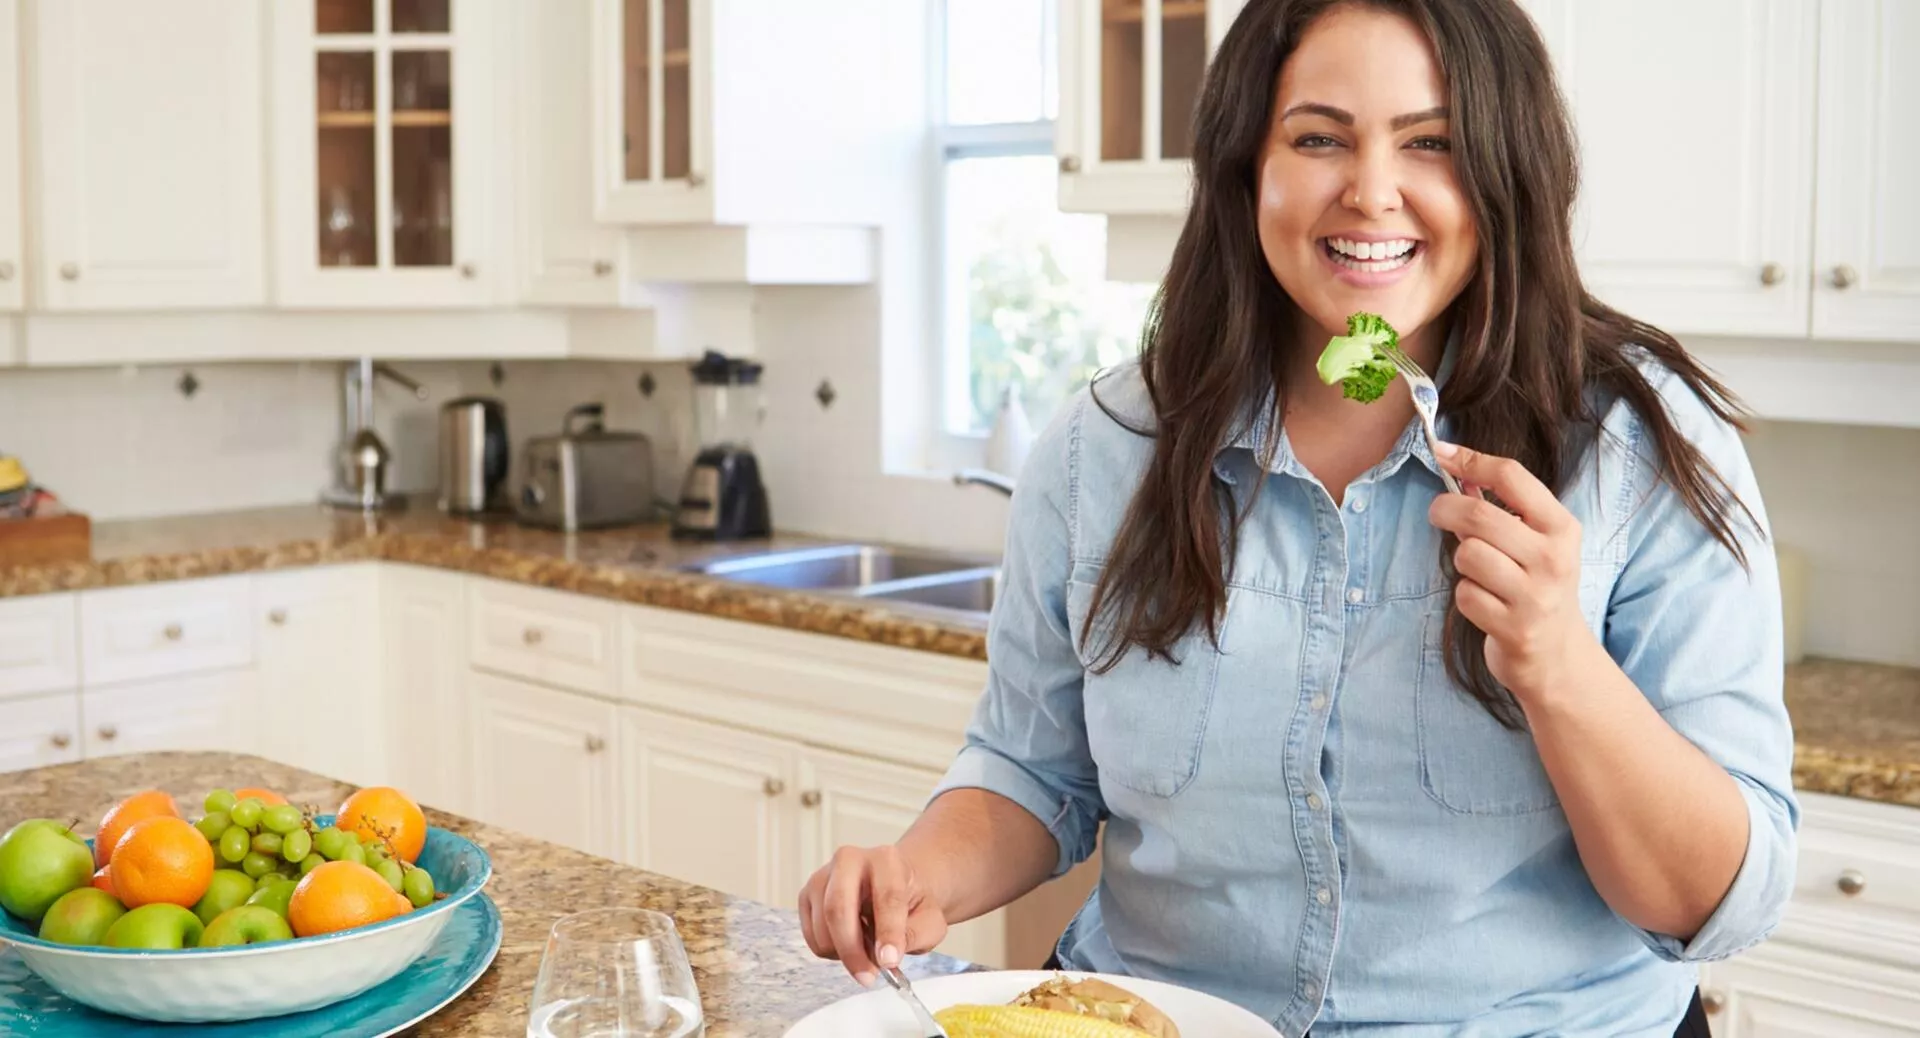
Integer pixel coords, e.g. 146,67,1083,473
527,908,705,1038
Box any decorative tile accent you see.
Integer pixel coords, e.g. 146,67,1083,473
814,379,836,410
176,372,200,399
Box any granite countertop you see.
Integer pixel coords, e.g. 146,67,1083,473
0,504,1916,807
0,751,967,1036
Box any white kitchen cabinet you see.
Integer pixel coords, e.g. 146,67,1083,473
619,705,798,907
0,691,81,773
383,564,469,814
0,592,78,700
520,0,623,305
269,0,499,308
1810,0,1920,341
28,0,265,310
467,670,620,859
256,565,382,786
79,670,252,759
0,0,23,313
1523,0,1818,339
77,575,255,688
468,577,621,698
1055,0,1243,215
1701,942,1920,1037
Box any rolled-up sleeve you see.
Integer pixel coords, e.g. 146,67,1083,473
929,395,1105,878
1601,368,1800,962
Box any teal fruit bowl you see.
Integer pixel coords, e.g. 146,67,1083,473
0,817,490,1024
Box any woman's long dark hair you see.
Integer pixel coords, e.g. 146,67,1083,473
1082,0,1757,729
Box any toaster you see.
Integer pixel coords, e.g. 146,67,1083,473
515,404,655,531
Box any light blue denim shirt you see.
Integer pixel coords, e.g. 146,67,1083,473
933,355,1798,1037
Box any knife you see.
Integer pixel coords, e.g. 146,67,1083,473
877,962,949,1038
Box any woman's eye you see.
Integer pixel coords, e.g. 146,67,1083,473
1408,136,1452,152
1294,134,1342,149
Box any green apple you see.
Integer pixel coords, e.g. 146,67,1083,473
102,903,205,949
243,880,294,920
0,819,95,923
37,887,127,946
191,869,257,926
198,905,293,948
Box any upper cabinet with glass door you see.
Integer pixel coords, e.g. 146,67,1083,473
1056,0,1243,215
269,0,498,307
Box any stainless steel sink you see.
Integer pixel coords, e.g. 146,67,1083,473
856,569,1002,613
680,544,996,591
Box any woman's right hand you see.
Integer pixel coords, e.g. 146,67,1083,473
797,843,949,986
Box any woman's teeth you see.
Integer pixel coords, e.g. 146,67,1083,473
1325,237,1418,272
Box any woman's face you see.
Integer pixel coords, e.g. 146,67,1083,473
1256,4,1478,349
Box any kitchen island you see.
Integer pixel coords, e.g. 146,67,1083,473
0,751,971,1036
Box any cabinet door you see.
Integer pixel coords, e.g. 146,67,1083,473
80,671,253,759
272,0,496,307
0,692,82,774
256,566,380,786
1523,0,1817,338
30,0,265,310
0,0,22,311
0,592,79,700
1810,0,1920,341
384,565,468,814
797,747,1006,968
467,671,619,859
521,0,622,303
619,706,797,906
591,0,710,223
1702,946,1920,1037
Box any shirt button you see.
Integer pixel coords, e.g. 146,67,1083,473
1316,887,1332,905
1346,587,1364,605
1305,981,1319,999
1350,497,1368,513
1307,793,1324,810
1309,693,1328,711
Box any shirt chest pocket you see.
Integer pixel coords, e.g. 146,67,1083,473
1067,578,1225,799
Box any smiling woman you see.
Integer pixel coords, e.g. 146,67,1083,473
801,3,1795,1036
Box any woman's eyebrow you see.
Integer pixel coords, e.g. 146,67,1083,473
1279,102,1450,130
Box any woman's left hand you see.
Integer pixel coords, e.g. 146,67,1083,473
1427,442,1600,704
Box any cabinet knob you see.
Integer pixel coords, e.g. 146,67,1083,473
762,777,786,797
1702,991,1724,1015
686,171,706,188
59,262,79,281
1837,868,1866,896
268,608,288,626
1758,261,1785,286
522,627,544,646
459,263,477,279
50,732,71,749
1831,264,1858,290
163,623,183,641
1059,155,1081,174
592,259,613,277
0,261,14,281
97,725,118,742
584,735,606,754
799,790,821,808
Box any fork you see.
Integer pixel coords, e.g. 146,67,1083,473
1382,345,1465,496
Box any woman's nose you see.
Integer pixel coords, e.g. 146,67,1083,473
1345,148,1404,218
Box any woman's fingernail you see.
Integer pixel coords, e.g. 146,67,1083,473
856,970,877,988
1434,440,1458,458
877,943,901,968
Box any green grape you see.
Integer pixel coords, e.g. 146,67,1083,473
251,832,283,857
299,853,323,876
261,804,303,835
228,799,264,830
203,789,237,815
219,826,250,863
254,872,287,893
402,867,434,908
241,852,276,878
193,812,229,841
336,841,367,867
282,829,312,863
311,827,347,859
373,859,404,893
364,840,392,864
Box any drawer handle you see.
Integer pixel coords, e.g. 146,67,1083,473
97,725,118,742
163,623,184,641
50,732,71,749
1837,868,1866,896
763,777,786,797
584,735,606,754
799,790,821,809
1702,990,1724,1015
268,608,288,626
522,627,544,647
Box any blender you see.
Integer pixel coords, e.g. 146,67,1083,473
671,351,771,540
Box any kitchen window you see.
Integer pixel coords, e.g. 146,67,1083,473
936,0,1157,438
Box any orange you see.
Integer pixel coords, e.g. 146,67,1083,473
94,790,180,869
91,865,115,897
287,861,412,938
110,816,214,909
231,787,288,806
336,787,427,864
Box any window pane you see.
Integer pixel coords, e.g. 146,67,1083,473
946,0,1047,125
945,155,1156,435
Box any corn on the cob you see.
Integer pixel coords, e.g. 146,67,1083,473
933,1003,1149,1038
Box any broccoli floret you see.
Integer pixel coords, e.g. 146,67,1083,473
1315,312,1403,404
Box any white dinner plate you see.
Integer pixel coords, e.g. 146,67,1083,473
784,969,1285,1037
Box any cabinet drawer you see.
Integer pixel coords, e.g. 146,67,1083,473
80,576,254,686
468,579,618,697
0,593,79,699
80,670,251,759
1786,793,1920,960
0,691,82,773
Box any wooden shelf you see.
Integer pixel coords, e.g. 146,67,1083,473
316,110,452,128
632,48,691,71
1104,0,1206,24
393,110,452,127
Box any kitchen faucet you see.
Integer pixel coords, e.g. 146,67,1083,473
952,469,1016,497
323,357,429,512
